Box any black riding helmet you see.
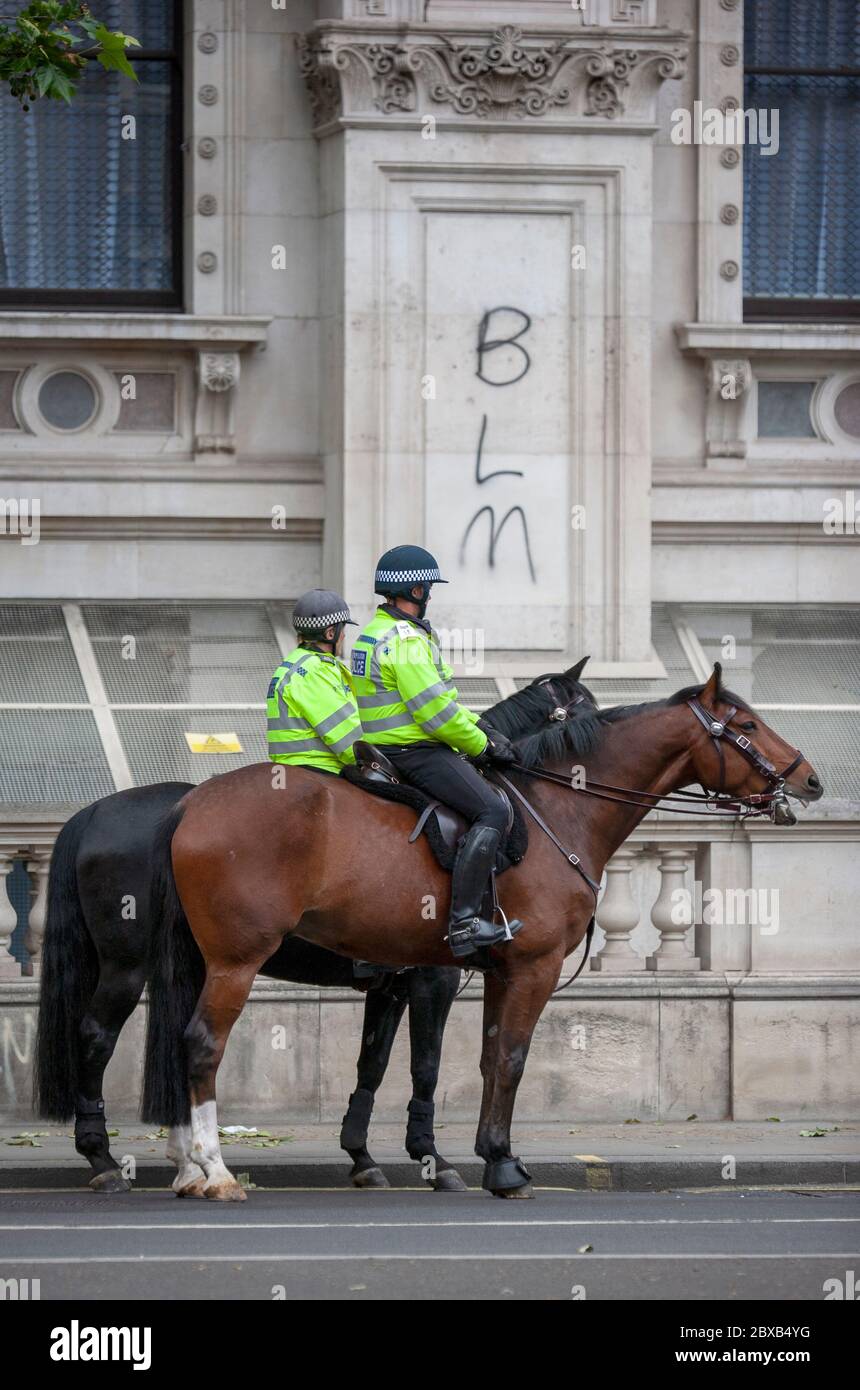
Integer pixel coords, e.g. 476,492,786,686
292,588,356,646
374,544,447,619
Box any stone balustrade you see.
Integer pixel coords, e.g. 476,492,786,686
0,808,858,1123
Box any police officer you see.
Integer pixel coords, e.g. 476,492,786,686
267,589,362,774
351,544,523,959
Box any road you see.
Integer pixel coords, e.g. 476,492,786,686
1,1185,858,1301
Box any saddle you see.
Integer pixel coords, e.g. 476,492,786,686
344,740,527,873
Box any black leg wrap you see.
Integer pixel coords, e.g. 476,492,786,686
340,1087,375,1152
405,1098,435,1159
74,1096,108,1140
482,1156,532,1192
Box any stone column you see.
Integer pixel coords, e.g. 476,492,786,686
24,852,51,979
591,847,646,972
0,851,22,980
647,845,701,971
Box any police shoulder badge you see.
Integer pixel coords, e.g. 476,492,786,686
351,648,368,677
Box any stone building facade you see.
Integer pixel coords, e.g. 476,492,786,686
0,1,857,1125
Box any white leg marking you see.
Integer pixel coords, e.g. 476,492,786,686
166,1125,206,1195
190,1100,242,1197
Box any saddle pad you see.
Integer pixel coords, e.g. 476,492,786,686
342,765,528,873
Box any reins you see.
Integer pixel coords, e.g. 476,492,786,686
490,693,807,994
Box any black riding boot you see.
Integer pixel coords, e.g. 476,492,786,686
447,826,524,960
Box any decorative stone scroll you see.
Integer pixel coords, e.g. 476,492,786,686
297,24,687,128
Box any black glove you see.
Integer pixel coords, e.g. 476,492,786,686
475,723,516,766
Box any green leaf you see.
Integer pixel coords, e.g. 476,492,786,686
34,63,54,95
47,65,75,101
96,46,138,80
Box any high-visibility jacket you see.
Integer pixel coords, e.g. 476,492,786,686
350,607,487,757
267,646,361,774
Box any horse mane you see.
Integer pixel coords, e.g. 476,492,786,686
484,665,604,768
488,667,753,770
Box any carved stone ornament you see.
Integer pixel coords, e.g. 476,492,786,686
709,358,751,398
297,25,688,127
404,27,574,120
199,352,240,393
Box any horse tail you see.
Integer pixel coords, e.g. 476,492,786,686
141,803,204,1127
33,803,100,1120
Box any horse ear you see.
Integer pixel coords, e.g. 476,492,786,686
565,656,590,681
701,662,722,701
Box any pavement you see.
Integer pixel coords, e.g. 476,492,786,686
1,1188,858,1301
1,1119,857,1192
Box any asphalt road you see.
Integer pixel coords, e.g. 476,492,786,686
1,1186,858,1301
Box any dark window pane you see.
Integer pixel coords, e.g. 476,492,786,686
0,62,176,294
757,381,816,438
38,371,97,429
1,0,174,54
744,74,860,301
745,0,860,69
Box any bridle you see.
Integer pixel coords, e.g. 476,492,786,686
490,692,808,991
504,694,806,823
686,695,804,809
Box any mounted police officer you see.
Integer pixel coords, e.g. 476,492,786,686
267,589,362,774
351,544,523,959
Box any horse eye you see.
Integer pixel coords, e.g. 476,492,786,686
739,721,756,732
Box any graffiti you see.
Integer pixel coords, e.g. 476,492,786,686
476,306,532,387
460,505,536,582
461,307,536,581
1,1011,35,1106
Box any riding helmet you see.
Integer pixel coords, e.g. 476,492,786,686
291,588,356,639
374,544,448,601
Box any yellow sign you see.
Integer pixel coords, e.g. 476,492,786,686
184,732,243,754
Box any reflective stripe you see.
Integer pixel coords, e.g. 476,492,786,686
420,701,460,733
329,726,361,754
405,679,449,715
361,711,414,733
355,690,402,710
271,736,329,755
315,701,357,736
267,715,312,733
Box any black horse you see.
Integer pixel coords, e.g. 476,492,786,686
33,661,594,1194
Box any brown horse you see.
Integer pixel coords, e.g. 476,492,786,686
142,664,821,1200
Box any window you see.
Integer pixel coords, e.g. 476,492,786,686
0,1,182,309
743,0,860,320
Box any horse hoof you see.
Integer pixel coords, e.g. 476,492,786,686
482,1156,533,1197
89,1169,131,1195
493,1184,534,1200
431,1168,468,1192
351,1166,390,1190
174,1177,207,1198
203,1178,247,1202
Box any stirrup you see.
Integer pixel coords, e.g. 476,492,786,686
447,912,524,959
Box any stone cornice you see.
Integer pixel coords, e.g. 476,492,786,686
297,22,688,132
0,313,271,352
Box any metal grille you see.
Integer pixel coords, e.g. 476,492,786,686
85,604,282,703
113,708,267,787
0,711,114,802
686,606,860,706
587,608,696,707
759,710,860,803
0,605,88,703
455,678,502,710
